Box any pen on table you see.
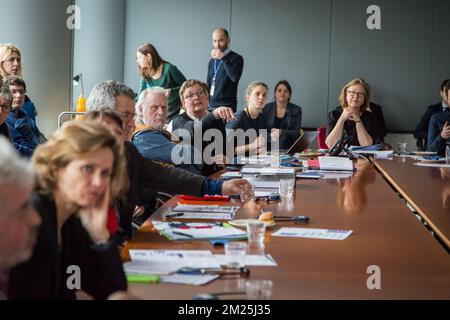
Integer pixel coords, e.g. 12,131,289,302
172,230,194,238
165,212,184,218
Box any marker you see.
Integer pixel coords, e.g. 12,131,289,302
126,274,160,283
165,212,184,218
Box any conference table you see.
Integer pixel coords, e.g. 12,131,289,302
374,157,450,249
122,158,450,299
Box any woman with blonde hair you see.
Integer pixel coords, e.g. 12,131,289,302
326,78,384,148
136,43,186,123
0,43,37,122
8,121,128,300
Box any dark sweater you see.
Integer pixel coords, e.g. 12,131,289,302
207,51,244,111
327,106,384,147
414,103,447,140
262,102,302,150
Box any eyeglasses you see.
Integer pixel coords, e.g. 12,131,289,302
0,103,12,111
117,111,136,121
184,90,206,101
347,90,366,98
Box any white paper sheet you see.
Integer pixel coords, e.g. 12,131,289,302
160,274,220,286
214,254,277,266
129,249,222,269
318,156,354,171
272,228,353,240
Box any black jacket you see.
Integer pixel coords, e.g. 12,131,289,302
327,106,384,147
8,192,127,300
171,112,226,176
414,103,446,140
119,142,205,238
262,102,302,150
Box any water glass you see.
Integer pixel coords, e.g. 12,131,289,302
279,179,295,198
246,221,266,245
246,280,273,300
224,242,247,268
240,183,255,203
397,142,407,155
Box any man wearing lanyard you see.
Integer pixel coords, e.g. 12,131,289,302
207,28,244,112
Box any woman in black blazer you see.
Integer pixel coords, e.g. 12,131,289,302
262,80,302,151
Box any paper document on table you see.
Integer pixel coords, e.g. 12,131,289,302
259,167,296,175
272,228,353,240
152,221,248,241
214,254,277,266
318,156,354,171
160,274,219,286
123,260,179,275
129,249,221,269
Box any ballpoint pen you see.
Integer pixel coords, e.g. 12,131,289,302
172,230,194,238
165,212,184,218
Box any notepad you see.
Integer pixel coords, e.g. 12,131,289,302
272,228,353,240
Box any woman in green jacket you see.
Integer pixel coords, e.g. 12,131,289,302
136,43,186,123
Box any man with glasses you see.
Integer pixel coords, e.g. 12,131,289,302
4,76,46,156
207,28,244,112
0,85,13,141
87,80,252,239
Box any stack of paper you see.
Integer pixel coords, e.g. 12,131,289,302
170,205,240,220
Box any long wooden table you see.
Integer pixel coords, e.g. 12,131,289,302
374,157,450,249
122,159,450,299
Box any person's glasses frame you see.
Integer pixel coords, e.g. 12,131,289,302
347,90,366,98
184,90,206,101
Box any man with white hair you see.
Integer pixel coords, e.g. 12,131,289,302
86,80,252,239
0,136,41,300
133,87,204,175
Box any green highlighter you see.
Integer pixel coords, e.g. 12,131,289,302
126,274,160,284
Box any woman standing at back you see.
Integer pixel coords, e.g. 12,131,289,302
136,43,186,123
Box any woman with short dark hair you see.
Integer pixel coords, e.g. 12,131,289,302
261,80,302,151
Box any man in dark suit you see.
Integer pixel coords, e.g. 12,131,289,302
427,81,450,156
414,79,450,149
